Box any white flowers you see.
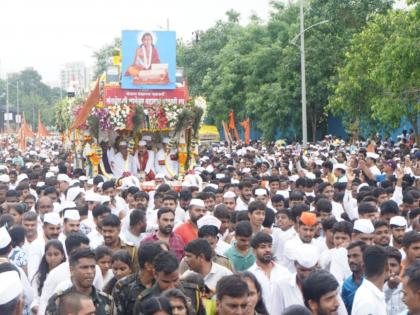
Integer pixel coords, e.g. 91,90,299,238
109,104,130,130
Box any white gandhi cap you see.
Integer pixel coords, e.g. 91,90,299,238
189,198,205,208
295,243,320,268
255,188,267,196
0,270,23,305
389,216,407,228
197,215,221,230
223,191,236,199
43,212,61,226
0,226,12,249
64,209,80,221
353,219,374,234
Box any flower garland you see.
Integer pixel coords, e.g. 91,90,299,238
145,106,168,129
109,104,131,130
92,107,112,130
165,103,183,128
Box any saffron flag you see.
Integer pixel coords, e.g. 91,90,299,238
21,113,36,138
228,111,241,143
228,111,235,130
70,79,100,129
38,110,51,137
240,119,250,145
18,112,35,151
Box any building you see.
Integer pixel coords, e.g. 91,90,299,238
60,62,94,95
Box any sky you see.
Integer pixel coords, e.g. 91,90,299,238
0,0,272,85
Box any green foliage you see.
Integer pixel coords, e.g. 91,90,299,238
178,0,394,141
93,37,121,78
0,68,63,129
330,8,420,143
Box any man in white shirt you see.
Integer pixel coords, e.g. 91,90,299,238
270,243,320,314
132,140,155,180
283,211,323,272
21,211,39,257
154,137,178,177
38,232,104,315
248,232,291,314
101,180,129,218
272,209,297,266
87,205,111,249
401,261,420,315
352,245,388,315
58,209,81,247
27,212,61,281
111,141,135,178
183,238,232,294
121,209,147,248
235,181,254,211
302,270,341,315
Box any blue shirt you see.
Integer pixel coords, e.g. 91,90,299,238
342,274,363,314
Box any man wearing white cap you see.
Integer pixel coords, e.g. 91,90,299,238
133,140,155,180
66,186,85,208
0,228,33,313
352,218,375,245
154,137,178,178
223,191,237,213
27,212,61,280
58,209,81,246
174,198,206,244
0,267,24,315
57,173,71,202
390,216,408,259
273,242,348,314
111,141,135,179
333,163,348,183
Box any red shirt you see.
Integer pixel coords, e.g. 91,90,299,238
141,231,185,261
174,222,198,245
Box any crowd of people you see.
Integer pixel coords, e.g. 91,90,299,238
0,134,419,315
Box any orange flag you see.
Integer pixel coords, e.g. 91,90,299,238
70,79,100,129
38,110,51,137
228,111,241,143
18,125,26,151
18,112,35,151
228,111,235,130
22,112,36,138
240,119,250,145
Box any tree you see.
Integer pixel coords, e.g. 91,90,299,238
329,8,419,144
370,10,420,144
0,68,63,128
93,37,121,78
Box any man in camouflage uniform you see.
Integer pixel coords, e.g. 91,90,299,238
46,248,116,315
133,251,205,315
112,243,162,315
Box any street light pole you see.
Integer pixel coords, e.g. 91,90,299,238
300,0,307,146
6,74,9,132
16,81,19,128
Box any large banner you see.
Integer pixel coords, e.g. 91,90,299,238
121,30,176,90
104,86,189,107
